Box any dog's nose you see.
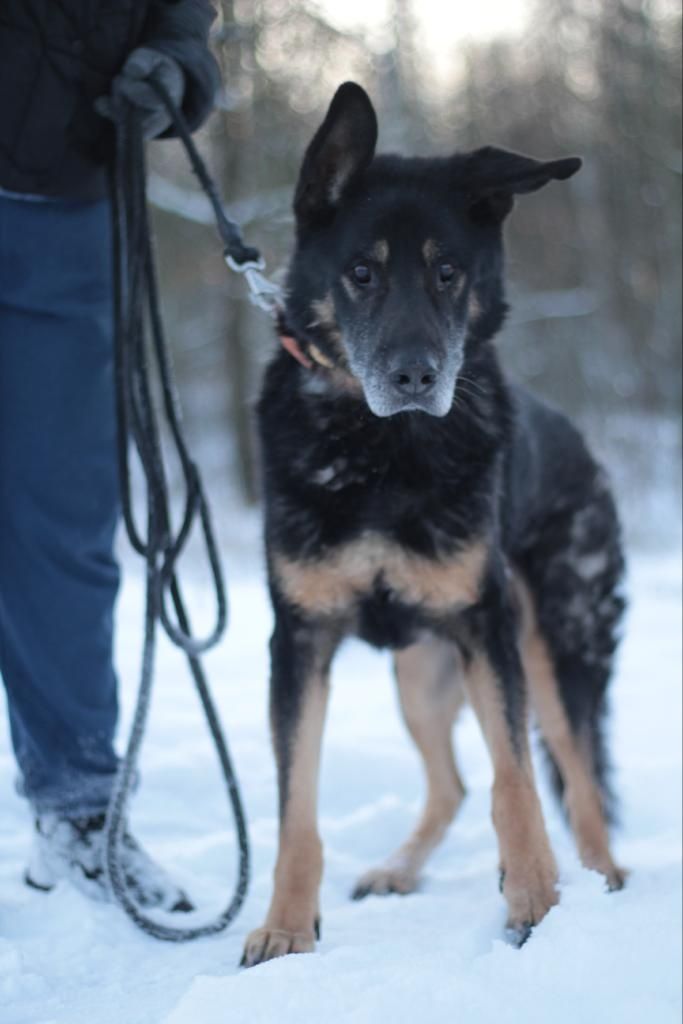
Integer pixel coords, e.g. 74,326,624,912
388,358,439,397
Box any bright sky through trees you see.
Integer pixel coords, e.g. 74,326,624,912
314,0,531,80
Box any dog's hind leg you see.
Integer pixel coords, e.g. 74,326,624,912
524,622,627,890
514,470,627,891
242,608,337,967
352,637,466,900
515,576,627,891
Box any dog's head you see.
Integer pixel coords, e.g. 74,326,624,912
285,82,581,418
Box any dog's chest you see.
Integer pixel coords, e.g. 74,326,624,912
272,531,488,641
298,421,475,529
268,399,495,641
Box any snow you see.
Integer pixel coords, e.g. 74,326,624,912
1,534,681,1024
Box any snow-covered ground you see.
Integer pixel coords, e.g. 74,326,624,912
1,533,681,1024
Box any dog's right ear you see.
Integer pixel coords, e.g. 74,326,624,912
294,82,378,227
460,146,582,223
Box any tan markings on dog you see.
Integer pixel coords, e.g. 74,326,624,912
242,671,330,966
309,294,336,330
309,293,343,347
372,239,390,264
308,343,335,369
514,574,627,891
462,651,558,930
468,289,482,321
306,293,363,392
273,534,489,616
354,638,467,898
422,239,439,264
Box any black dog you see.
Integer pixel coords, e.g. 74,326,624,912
242,82,626,967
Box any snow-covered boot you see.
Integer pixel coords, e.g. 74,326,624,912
25,812,194,913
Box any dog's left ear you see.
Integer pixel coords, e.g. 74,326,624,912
294,82,378,227
461,146,582,222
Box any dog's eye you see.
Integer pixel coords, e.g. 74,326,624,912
439,263,456,284
352,264,372,286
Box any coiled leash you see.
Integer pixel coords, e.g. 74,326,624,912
104,81,282,941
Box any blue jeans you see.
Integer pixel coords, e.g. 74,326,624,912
0,192,120,816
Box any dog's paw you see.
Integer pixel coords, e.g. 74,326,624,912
502,861,558,940
240,925,317,968
505,920,534,948
351,864,418,900
605,864,629,892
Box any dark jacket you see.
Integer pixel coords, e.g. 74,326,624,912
0,0,220,199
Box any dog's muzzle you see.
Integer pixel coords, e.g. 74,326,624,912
345,330,463,419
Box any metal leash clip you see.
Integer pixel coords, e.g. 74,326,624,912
225,254,283,316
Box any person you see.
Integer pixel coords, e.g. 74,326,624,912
0,1,221,912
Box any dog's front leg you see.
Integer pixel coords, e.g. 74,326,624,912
242,606,336,967
458,576,559,945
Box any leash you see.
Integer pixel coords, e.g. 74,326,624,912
150,93,327,367
149,80,283,318
104,82,282,941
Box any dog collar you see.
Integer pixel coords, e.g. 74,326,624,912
280,335,336,372
280,334,314,369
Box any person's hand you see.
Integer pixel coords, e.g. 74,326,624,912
95,48,184,139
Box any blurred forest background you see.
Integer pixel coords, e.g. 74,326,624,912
147,0,682,550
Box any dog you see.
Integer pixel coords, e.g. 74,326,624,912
241,82,626,967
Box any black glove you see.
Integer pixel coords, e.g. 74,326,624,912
95,48,185,140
